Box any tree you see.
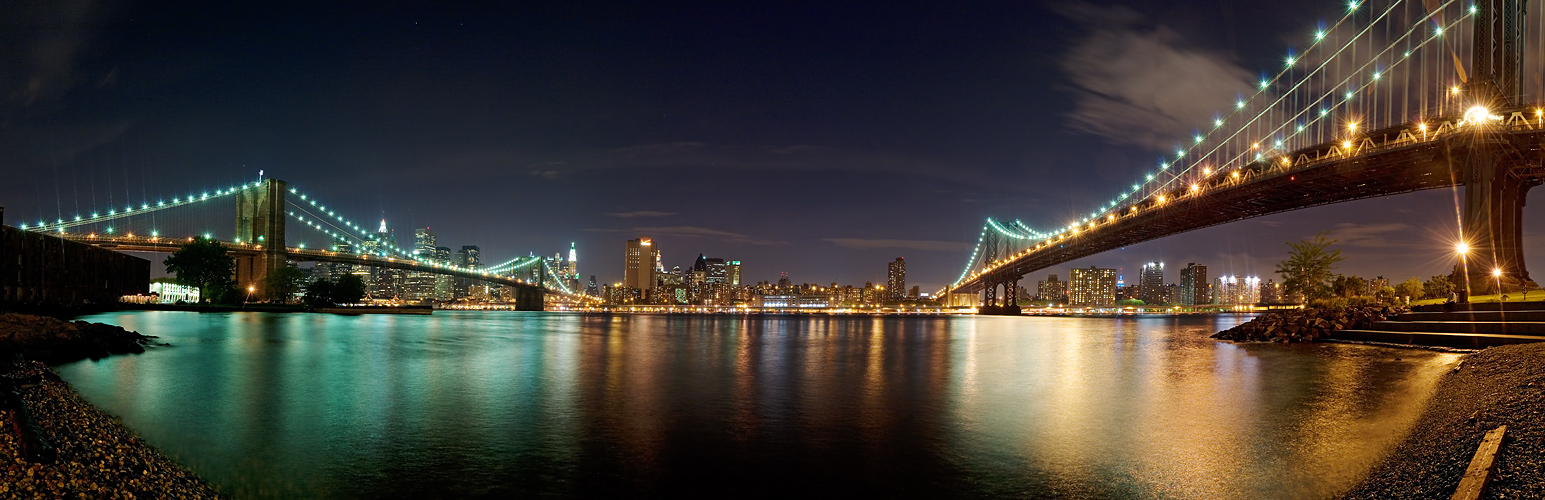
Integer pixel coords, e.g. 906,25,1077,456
265,266,307,303
1275,231,1344,301
163,237,234,303
1332,274,1367,298
1423,275,1456,299
1394,276,1424,301
303,279,336,307
333,274,367,305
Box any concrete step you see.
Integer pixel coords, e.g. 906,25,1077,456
1327,329,1545,350
1369,320,1545,335
1412,301,1545,313
1394,310,1545,322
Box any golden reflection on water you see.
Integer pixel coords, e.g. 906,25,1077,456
950,316,1459,499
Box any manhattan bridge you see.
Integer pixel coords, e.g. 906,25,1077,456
951,0,1545,313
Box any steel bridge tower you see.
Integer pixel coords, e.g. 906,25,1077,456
1459,0,1539,296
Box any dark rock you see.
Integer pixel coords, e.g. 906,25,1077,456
1210,305,1409,343
0,313,156,365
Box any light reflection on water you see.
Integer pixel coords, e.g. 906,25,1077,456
59,311,1457,498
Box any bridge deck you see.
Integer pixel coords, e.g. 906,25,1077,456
955,109,1545,293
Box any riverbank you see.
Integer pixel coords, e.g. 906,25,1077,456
1211,305,1405,342
1342,342,1545,498
1,312,219,498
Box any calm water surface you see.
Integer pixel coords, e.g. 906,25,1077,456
61,311,1458,498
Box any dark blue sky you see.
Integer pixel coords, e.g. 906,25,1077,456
1,1,1525,291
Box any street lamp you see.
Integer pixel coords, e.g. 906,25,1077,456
1455,242,1472,303
1493,268,1504,301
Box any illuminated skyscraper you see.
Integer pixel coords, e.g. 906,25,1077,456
1069,266,1116,307
726,261,741,286
1180,263,1210,305
1138,262,1165,304
400,228,438,300
1037,273,1065,301
433,247,453,300
886,258,906,301
567,242,578,278
624,238,657,292
1213,276,1261,305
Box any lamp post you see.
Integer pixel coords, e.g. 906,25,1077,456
1456,243,1472,303
1493,268,1504,301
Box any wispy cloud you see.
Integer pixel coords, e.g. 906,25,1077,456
822,238,969,252
3,0,106,108
1056,2,1255,150
585,226,785,246
605,210,675,218
1331,222,1422,248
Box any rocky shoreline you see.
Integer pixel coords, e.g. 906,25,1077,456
1341,342,1545,498
0,313,159,365
1211,305,1406,342
1,312,219,498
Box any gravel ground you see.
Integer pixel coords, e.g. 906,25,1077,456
2,359,219,498
1343,342,1545,499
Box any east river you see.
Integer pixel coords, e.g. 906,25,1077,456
60,311,1459,498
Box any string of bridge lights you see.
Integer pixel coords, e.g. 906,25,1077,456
285,187,581,292
953,0,1473,289
17,180,262,234
485,255,544,273
285,187,415,258
12,175,585,296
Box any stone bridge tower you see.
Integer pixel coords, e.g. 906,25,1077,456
235,178,288,300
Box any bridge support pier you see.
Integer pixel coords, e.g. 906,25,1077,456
235,178,288,301
1456,134,1541,297
980,277,1001,314
976,276,1022,316
1003,278,1021,315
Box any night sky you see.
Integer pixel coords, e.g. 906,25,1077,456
1,1,1527,291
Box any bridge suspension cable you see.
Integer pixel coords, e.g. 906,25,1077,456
949,0,1523,294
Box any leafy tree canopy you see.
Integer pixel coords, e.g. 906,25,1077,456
163,237,234,303
265,266,307,303
1394,276,1424,300
1423,275,1456,299
1275,231,1343,301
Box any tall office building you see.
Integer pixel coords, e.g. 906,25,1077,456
1138,262,1165,304
363,218,401,298
399,228,438,300
1037,273,1066,301
1180,263,1210,305
587,275,599,296
453,246,481,299
1260,279,1284,304
414,228,437,255
887,258,906,301
433,247,453,300
726,261,742,286
567,242,579,276
624,238,658,292
1068,266,1117,307
1214,276,1261,305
